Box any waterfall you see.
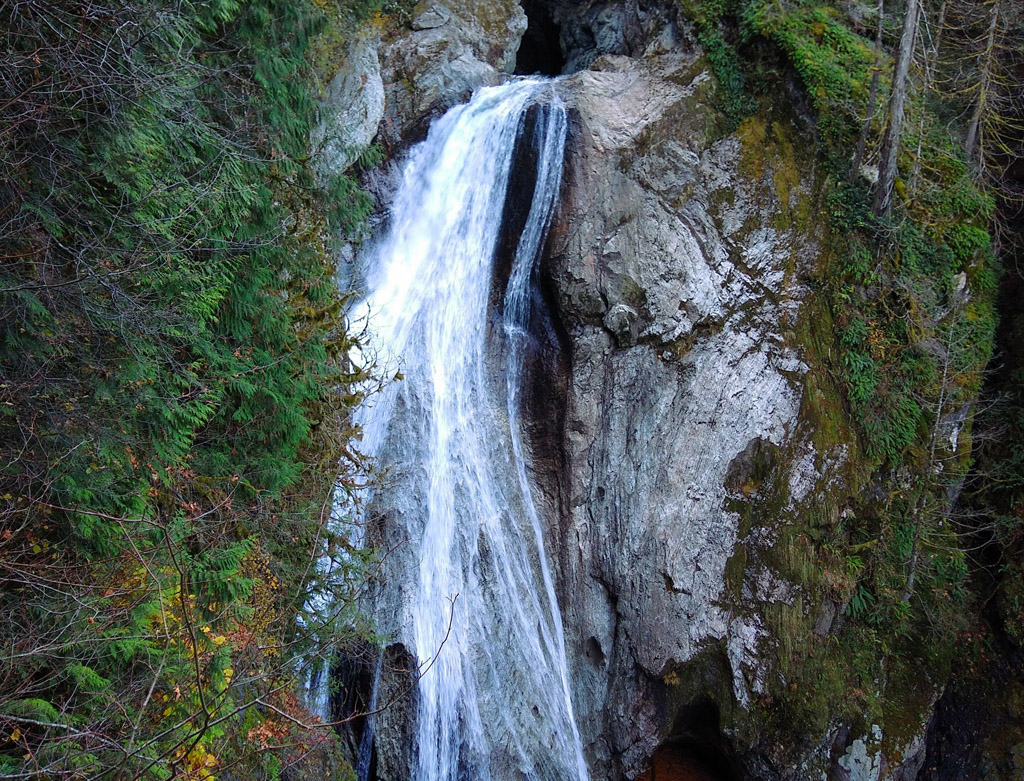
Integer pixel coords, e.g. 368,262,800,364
350,78,587,780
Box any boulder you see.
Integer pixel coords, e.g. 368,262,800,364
380,0,528,145
312,32,385,180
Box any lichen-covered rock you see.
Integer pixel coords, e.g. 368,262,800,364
541,45,947,781
836,725,883,781
544,52,823,777
313,0,527,178
379,0,527,145
312,31,385,180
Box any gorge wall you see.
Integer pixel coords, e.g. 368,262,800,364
546,52,824,777
314,1,982,778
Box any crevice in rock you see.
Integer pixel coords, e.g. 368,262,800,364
369,643,420,780
663,572,689,595
585,635,607,667
329,643,378,772
724,437,779,499
516,0,681,75
490,95,573,602
493,102,549,292
515,0,566,75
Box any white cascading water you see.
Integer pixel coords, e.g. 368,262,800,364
349,78,588,780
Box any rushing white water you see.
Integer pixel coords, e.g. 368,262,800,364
350,78,587,780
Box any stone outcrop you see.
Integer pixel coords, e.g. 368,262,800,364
542,47,946,778
535,42,943,780
543,52,821,777
312,31,386,181
379,0,527,145
313,0,527,180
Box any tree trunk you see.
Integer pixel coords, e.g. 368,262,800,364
965,0,1000,175
873,0,921,217
854,0,886,172
909,0,947,191
902,299,958,604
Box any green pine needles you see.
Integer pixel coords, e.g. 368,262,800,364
1,0,380,776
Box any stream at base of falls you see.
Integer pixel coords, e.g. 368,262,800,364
346,77,589,781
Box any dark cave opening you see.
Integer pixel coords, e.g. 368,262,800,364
515,0,566,75
641,698,743,781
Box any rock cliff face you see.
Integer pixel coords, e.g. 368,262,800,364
377,0,527,145
544,50,942,777
318,2,941,779
545,51,815,777
313,0,528,179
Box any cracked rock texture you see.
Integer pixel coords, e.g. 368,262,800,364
313,0,526,179
541,48,936,781
524,0,681,73
312,32,385,180
379,0,527,145
544,53,817,777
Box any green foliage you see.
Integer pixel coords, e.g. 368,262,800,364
821,148,994,468
822,179,993,672
5,699,62,724
0,0,376,775
672,0,1008,746
67,663,111,694
743,1,875,152
965,270,1024,647
680,0,757,124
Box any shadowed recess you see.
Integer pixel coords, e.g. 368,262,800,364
516,0,566,75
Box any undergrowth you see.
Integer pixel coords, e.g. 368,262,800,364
0,0,395,776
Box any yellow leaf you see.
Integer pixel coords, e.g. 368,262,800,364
10,729,20,742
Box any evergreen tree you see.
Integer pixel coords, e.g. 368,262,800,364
0,0,379,775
